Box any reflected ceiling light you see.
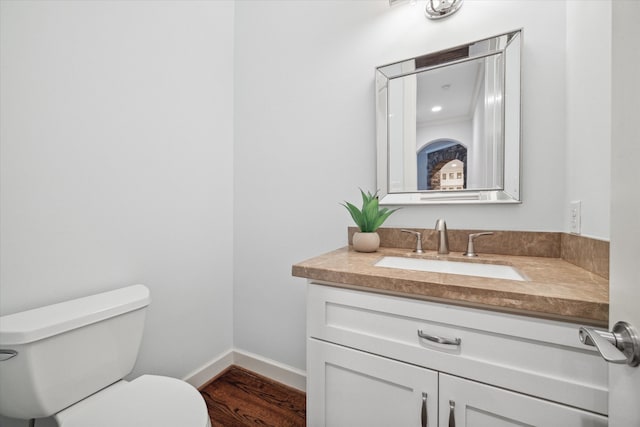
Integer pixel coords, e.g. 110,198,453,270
425,0,464,19
431,106,442,112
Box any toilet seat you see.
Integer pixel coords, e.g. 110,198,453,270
55,375,211,427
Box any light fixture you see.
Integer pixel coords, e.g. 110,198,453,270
425,0,464,19
431,106,442,112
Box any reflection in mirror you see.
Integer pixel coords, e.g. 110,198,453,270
376,30,521,204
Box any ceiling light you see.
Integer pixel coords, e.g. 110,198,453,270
425,0,464,19
432,106,442,112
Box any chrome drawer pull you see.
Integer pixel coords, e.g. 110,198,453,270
448,400,456,427
417,329,461,346
421,392,428,427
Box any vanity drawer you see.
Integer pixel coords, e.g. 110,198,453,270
307,283,608,415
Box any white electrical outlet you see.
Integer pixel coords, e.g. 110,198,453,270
570,200,581,234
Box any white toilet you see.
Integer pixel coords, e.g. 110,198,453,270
0,284,211,427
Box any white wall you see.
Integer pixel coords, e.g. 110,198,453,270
233,0,574,372
565,0,611,240
0,0,234,416
234,0,390,371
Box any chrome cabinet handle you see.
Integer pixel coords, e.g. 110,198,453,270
421,392,428,427
579,321,640,367
448,400,456,427
417,329,461,346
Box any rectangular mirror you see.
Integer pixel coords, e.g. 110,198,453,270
376,30,522,204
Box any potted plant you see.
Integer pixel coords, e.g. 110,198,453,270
342,189,399,252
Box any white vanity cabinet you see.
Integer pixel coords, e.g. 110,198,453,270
306,283,608,427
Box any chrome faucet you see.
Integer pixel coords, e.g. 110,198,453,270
434,219,449,255
463,232,494,257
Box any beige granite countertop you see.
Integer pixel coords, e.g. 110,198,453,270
292,247,609,326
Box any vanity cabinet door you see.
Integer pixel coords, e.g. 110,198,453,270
438,373,607,427
307,338,438,427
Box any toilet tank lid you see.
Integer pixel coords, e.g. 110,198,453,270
0,284,150,346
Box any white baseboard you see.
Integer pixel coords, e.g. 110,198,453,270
183,349,235,389
233,349,306,392
183,348,306,392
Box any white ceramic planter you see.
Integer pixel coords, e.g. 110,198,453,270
352,232,380,253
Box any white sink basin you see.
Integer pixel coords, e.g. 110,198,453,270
374,256,526,281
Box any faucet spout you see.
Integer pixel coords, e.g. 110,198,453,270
434,219,449,255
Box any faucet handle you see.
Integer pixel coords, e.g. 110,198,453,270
401,229,424,253
463,232,494,257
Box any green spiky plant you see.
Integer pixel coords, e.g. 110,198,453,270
342,189,399,233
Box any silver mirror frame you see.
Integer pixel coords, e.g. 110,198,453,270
376,30,522,205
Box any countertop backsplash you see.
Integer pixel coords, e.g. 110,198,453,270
349,227,609,279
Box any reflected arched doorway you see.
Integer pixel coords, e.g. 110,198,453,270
417,140,467,190
417,139,467,191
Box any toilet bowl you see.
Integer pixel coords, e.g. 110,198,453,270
0,285,211,427
55,376,211,427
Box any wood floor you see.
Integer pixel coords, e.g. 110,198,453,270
200,366,306,427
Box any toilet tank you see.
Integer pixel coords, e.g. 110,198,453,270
0,284,150,420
